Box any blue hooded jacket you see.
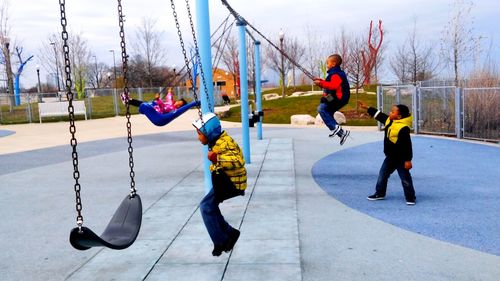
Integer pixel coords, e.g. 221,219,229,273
193,113,222,145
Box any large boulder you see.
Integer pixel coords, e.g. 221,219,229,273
263,93,280,100
314,111,346,125
291,114,316,125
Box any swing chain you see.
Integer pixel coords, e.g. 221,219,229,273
220,0,315,80
59,0,83,228
117,0,137,197
169,0,203,123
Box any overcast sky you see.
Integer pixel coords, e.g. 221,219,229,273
4,0,500,88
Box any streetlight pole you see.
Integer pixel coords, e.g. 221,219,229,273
172,64,177,86
279,29,285,98
50,42,61,93
109,49,117,89
92,55,98,88
107,72,112,88
36,65,42,103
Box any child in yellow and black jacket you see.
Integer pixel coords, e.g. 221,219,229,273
359,102,416,205
193,113,246,256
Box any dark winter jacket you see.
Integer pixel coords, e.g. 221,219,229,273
367,107,413,161
317,66,350,104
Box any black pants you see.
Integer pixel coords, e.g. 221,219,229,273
128,99,143,107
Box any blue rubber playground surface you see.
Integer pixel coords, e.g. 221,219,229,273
312,136,500,256
0,130,15,138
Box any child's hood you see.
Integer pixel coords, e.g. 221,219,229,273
192,112,222,143
393,115,413,127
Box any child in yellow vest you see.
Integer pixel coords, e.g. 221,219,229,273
359,102,416,205
193,113,247,256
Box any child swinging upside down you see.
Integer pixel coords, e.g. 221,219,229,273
121,90,187,114
193,113,246,256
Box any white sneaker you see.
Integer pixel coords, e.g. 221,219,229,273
120,92,129,104
340,130,350,145
329,126,341,137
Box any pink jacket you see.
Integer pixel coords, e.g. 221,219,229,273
153,91,176,114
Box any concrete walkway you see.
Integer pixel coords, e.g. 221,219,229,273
0,112,499,281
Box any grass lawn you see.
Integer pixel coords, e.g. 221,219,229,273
221,85,378,126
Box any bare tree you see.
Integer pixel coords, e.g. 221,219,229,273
304,25,331,81
220,36,239,97
86,57,109,89
334,27,350,67
132,17,167,87
372,27,387,84
287,37,306,88
390,44,410,83
440,0,477,86
304,26,321,79
38,32,91,98
361,20,384,85
0,0,15,108
265,35,305,97
38,34,64,92
407,19,438,84
68,33,91,98
346,36,365,111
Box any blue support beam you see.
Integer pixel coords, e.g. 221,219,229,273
195,0,215,193
254,41,263,140
236,20,251,163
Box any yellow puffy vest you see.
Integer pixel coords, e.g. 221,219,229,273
385,115,413,144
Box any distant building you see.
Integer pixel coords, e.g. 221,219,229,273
184,67,238,100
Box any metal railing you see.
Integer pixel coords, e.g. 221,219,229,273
378,84,500,142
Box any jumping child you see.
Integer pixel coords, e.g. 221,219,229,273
314,54,351,145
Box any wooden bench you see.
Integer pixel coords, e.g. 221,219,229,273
38,101,87,123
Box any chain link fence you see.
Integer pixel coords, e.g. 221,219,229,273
463,87,500,141
378,83,499,142
0,86,226,124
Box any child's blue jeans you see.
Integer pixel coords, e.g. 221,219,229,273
199,188,236,246
375,157,416,201
317,100,346,130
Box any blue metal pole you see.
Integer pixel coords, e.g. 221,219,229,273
254,41,263,140
236,20,251,163
195,0,215,193
14,74,21,106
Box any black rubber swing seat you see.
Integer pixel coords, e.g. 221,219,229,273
69,194,142,250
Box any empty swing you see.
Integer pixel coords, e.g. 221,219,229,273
59,0,142,251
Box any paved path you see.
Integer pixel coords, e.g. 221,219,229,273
0,113,499,281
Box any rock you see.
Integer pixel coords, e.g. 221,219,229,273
263,93,280,100
314,114,324,125
291,114,316,125
289,91,305,97
334,111,346,124
314,111,346,125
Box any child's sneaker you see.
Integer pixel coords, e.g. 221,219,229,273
212,244,225,256
224,229,240,253
120,92,129,104
406,199,416,205
329,126,341,138
340,130,350,145
367,193,385,201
